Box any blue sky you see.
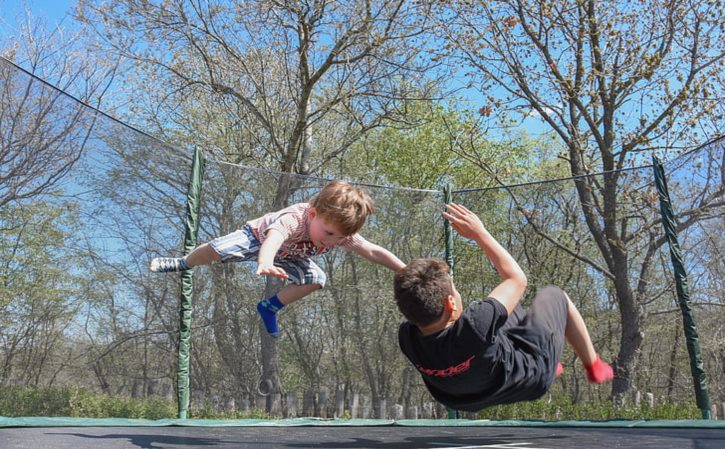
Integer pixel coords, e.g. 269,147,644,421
1,0,75,30
0,0,553,140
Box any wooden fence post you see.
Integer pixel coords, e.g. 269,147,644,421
335,389,345,418
362,395,372,418
350,393,360,419
422,402,434,419
162,384,174,401
222,396,235,411
645,393,654,408
285,391,297,418
302,390,315,416
435,402,446,418
192,390,204,409
377,398,387,419
319,387,329,418
392,404,404,420
255,393,266,410
269,393,282,416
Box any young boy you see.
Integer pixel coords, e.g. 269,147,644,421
394,203,613,412
151,180,405,337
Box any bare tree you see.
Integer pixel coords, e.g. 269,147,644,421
437,0,724,398
0,11,117,210
77,0,443,404
76,0,443,170
0,8,122,390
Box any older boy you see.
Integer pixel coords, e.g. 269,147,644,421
394,203,612,411
152,180,405,337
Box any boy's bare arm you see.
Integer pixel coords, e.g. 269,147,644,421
443,203,527,315
256,229,289,278
352,241,406,272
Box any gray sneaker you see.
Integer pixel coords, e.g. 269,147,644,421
150,257,188,272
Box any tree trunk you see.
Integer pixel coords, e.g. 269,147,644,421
260,276,285,411
611,271,643,400
258,177,306,409
667,324,681,399
569,143,648,400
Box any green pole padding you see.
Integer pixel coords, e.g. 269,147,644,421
443,183,459,419
652,156,711,419
443,183,454,273
177,147,205,419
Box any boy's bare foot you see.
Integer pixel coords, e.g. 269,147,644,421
585,355,614,383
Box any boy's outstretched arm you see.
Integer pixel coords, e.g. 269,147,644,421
443,203,527,315
256,229,289,278
352,241,406,272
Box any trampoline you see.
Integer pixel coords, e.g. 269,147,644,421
2,418,725,449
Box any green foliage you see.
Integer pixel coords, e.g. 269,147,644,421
0,201,79,311
0,201,84,386
0,386,270,420
0,386,700,421
338,98,571,202
0,386,177,419
471,395,700,421
340,100,512,190
190,404,270,420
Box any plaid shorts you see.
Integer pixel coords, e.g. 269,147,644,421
208,225,327,287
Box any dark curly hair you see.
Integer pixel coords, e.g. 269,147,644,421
394,258,452,326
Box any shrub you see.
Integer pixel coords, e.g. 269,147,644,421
470,394,700,421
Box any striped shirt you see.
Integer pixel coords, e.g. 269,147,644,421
246,203,366,258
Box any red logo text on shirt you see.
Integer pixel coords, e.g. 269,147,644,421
417,356,475,377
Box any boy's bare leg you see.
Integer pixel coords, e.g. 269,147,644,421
563,292,597,366
276,283,322,306
184,243,221,267
563,291,613,383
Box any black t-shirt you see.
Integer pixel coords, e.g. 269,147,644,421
398,298,553,411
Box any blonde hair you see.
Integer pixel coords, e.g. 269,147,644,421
310,180,374,235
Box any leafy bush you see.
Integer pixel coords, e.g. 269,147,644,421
0,386,701,421
470,394,700,421
0,386,268,419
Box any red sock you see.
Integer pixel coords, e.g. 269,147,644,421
584,355,613,384
555,362,564,378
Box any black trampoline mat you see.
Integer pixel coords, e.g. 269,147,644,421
1,425,724,449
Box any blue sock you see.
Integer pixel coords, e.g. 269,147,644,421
257,294,285,338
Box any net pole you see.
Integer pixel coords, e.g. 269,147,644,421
443,183,455,273
443,183,459,419
177,146,205,419
652,156,711,419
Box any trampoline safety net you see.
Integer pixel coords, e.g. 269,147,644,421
1,55,723,421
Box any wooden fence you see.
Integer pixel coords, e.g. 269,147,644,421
186,387,725,420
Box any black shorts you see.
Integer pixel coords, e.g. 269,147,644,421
504,286,568,375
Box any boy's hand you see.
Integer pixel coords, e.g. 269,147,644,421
256,264,289,279
442,203,487,241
